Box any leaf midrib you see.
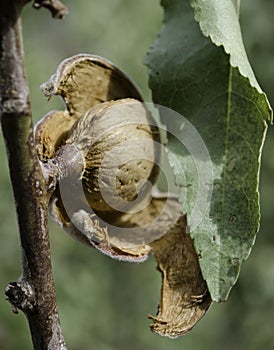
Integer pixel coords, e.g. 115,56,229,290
215,64,233,295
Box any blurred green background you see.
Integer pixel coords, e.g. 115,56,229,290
1,0,274,349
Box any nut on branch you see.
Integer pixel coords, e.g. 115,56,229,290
35,54,158,259
35,54,211,337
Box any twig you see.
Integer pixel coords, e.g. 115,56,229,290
0,1,67,349
33,0,68,19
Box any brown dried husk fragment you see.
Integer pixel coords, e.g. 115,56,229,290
34,110,78,161
54,193,211,336
48,186,151,262
149,212,211,338
40,54,142,118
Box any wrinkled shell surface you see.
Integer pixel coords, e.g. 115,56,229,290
66,98,160,211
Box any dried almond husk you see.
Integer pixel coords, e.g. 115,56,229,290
35,54,156,261
40,54,143,117
65,195,212,336
148,210,211,337
35,54,211,335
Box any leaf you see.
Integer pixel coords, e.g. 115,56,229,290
191,0,261,92
145,0,272,301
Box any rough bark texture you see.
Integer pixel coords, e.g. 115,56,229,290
0,1,67,349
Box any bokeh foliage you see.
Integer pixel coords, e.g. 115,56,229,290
0,0,274,349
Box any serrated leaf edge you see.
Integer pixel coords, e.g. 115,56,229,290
190,0,272,120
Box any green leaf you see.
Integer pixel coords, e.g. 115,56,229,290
145,0,272,301
191,0,260,92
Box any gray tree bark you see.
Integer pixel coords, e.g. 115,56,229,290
0,1,68,349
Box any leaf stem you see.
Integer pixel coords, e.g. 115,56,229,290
0,1,67,349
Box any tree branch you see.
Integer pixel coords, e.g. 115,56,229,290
0,1,67,349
